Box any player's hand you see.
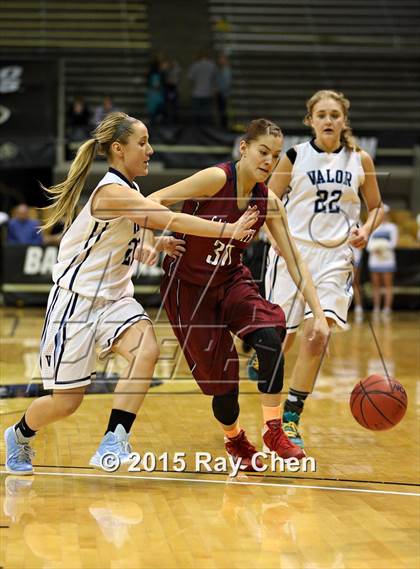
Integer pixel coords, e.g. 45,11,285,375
134,243,158,266
228,206,259,240
348,226,369,249
307,316,330,356
271,243,282,256
157,236,186,258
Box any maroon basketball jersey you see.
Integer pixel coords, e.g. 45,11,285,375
163,161,268,286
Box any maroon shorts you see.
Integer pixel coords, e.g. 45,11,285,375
161,266,285,395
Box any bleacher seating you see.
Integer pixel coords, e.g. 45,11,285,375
228,52,420,131
1,0,151,120
0,0,149,50
210,0,420,46
391,210,419,247
65,55,148,122
209,0,420,134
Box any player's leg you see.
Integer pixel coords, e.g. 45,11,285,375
281,316,334,446
225,269,304,460
370,271,382,314
212,388,240,435
5,288,94,475
5,387,86,475
212,382,264,472
243,326,305,460
352,248,364,321
382,271,394,317
90,317,158,470
25,387,85,429
353,268,364,322
183,324,262,471
162,275,262,471
212,385,262,471
283,332,297,353
110,319,158,413
248,249,304,380
282,247,351,448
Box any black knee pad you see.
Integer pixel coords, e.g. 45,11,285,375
244,327,285,394
212,388,240,425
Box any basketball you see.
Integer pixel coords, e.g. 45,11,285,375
350,375,408,430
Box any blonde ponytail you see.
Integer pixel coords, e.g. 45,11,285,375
41,138,97,230
41,111,140,231
303,89,361,152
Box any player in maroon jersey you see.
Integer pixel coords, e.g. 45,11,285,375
151,119,330,470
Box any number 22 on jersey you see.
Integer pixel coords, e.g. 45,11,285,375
314,189,342,213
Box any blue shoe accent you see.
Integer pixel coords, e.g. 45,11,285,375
282,411,304,448
89,424,132,471
247,352,259,382
283,411,300,424
4,426,34,475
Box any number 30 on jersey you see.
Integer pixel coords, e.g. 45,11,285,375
206,240,235,266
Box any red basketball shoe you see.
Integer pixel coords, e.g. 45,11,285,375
224,430,263,472
263,419,306,460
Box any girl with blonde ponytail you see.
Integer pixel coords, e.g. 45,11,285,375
251,90,384,450
4,112,258,475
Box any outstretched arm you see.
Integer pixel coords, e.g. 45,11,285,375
92,184,258,240
265,191,330,351
149,167,228,206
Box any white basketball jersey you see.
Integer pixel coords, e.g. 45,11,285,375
53,169,143,300
283,140,364,247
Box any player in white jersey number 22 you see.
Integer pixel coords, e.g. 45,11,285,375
260,90,384,449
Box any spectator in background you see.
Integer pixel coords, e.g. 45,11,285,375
216,53,231,129
188,50,217,126
93,95,116,125
367,204,398,320
7,204,43,245
164,57,181,124
146,58,166,125
67,96,91,141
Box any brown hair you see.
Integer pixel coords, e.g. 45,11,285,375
41,112,140,230
243,118,283,143
303,90,361,152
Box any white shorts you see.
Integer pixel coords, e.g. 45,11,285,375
40,285,151,390
368,253,396,273
265,242,354,332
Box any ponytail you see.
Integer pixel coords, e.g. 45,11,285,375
41,139,97,230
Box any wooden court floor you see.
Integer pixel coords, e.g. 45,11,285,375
0,307,419,569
